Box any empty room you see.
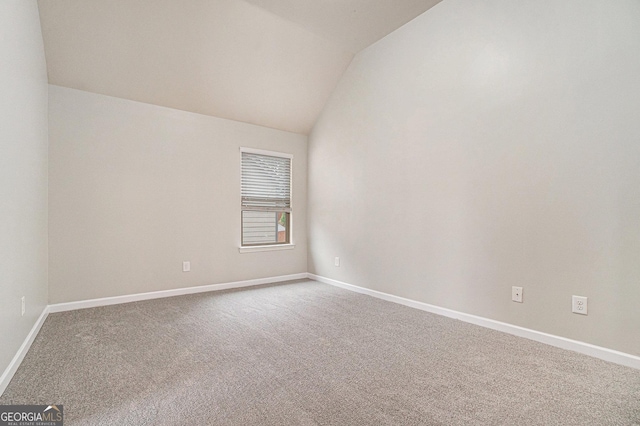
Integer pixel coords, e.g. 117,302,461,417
1,0,640,424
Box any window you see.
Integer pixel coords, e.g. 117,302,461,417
241,148,292,247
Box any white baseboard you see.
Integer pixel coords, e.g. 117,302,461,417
307,273,640,370
2,273,307,396
49,273,308,313
0,306,50,396
4,271,637,398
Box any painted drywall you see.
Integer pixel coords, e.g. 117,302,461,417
0,1,49,378
242,0,442,53
38,0,353,135
49,85,307,304
308,0,640,356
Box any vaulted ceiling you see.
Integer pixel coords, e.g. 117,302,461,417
37,0,441,134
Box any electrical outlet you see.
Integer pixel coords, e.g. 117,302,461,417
21,296,25,316
511,286,523,303
182,261,191,272
334,257,340,267
572,295,588,315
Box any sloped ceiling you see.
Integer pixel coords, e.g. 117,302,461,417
37,0,441,134
243,0,442,54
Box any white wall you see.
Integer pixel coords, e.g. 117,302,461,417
308,0,640,356
0,1,49,377
49,86,307,304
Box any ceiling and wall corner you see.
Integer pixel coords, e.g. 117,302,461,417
241,0,442,54
37,0,442,135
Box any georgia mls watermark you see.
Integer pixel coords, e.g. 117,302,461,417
0,405,63,426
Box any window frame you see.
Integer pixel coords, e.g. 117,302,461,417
239,147,294,251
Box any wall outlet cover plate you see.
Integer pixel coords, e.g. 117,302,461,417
572,295,588,315
512,286,523,303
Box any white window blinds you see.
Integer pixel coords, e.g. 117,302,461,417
241,151,291,212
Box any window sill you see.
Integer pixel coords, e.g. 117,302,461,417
239,244,295,254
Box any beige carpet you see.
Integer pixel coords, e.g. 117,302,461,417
1,279,639,425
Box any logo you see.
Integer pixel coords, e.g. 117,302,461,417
0,405,63,426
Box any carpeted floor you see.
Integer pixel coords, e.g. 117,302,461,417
1,279,639,425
